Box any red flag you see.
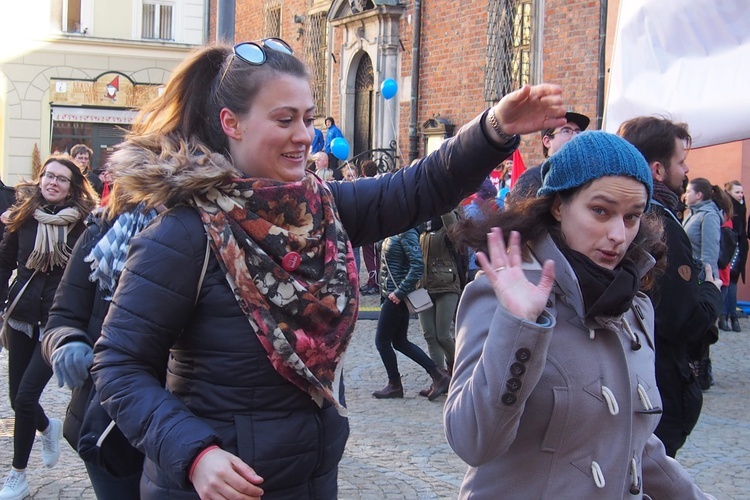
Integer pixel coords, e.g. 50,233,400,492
509,149,526,187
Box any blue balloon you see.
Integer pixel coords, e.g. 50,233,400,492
330,137,350,161
381,78,398,100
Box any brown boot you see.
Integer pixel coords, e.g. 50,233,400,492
418,384,433,397
427,367,451,401
373,378,403,399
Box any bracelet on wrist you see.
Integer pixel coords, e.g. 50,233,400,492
188,445,220,482
488,110,517,143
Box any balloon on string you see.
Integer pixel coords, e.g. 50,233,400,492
330,137,350,161
381,78,398,100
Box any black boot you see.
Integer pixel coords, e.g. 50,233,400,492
719,314,730,332
373,378,403,399
418,384,433,397
731,316,741,332
427,367,451,401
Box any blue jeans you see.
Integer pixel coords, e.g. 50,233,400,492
375,298,436,380
85,461,141,499
723,281,738,318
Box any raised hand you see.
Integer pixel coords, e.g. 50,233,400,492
492,84,567,136
476,228,555,322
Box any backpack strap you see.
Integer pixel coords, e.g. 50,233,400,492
195,236,210,307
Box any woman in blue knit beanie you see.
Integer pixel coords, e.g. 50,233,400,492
444,131,716,498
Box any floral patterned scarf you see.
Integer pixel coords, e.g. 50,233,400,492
192,173,359,416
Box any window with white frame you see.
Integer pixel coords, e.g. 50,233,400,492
57,0,90,34
142,0,174,40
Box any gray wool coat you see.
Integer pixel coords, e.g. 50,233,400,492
683,199,722,279
445,234,710,499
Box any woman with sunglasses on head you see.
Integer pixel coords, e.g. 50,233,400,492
0,155,97,500
89,39,567,499
445,132,714,498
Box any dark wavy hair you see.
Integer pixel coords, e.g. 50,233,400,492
6,155,98,232
452,189,667,291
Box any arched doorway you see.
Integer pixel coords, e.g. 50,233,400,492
353,54,374,157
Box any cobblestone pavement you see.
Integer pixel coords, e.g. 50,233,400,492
1,303,749,498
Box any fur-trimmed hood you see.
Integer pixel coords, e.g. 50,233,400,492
106,137,240,210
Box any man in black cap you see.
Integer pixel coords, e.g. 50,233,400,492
509,111,590,201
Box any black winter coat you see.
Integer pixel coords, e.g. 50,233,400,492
91,112,516,499
730,196,747,283
649,201,722,456
0,205,86,329
42,216,145,480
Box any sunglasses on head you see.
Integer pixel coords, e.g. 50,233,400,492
233,38,293,65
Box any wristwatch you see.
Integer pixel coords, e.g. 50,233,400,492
488,110,517,143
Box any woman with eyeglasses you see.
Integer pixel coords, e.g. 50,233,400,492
89,39,567,499
0,155,97,500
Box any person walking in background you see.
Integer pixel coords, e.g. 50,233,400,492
324,116,344,174
723,180,747,332
373,228,450,401
41,186,162,499
311,127,324,154
683,178,732,391
619,117,722,457
683,178,725,279
445,131,713,498
0,176,16,235
340,163,358,182
359,159,381,295
510,110,590,200
462,179,498,282
416,211,464,397
88,38,567,499
70,144,103,196
0,155,97,500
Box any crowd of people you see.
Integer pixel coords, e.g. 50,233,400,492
0,37,743,499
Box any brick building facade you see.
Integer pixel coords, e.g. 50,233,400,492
218,0,604,168
207,0,750,297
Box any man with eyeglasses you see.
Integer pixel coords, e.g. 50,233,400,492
508,111,590,202
70,144,103,196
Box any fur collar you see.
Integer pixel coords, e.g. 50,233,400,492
107,137,240,210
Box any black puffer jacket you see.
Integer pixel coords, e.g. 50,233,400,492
0,204,86,328
649,201,722,456
91,112,517,499
42,215,148,480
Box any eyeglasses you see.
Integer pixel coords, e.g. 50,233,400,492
233,38,293,66
550,126,581,137
42,171,71,185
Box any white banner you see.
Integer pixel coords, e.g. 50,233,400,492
603,1,750,147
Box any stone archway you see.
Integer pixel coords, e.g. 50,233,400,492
328,1,404,154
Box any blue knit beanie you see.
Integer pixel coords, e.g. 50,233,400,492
538,131,653,209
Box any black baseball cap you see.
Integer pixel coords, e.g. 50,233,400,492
541,111,591,138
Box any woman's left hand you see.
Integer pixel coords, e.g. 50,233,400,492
388,291,401,304
477,228,555,322
493,84,568,136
